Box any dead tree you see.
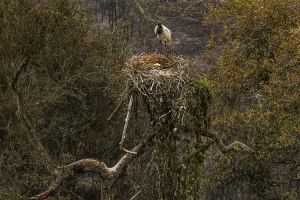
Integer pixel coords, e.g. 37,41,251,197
10,54,254,200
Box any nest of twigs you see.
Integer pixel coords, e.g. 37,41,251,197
124,53,192,124
126,52,179,70
124,53,190,96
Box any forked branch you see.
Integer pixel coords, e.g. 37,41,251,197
29,159,110,200
29,133,155,200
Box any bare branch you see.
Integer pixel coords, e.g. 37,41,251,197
224,141,255,153
29,159,110,200
119,95,134,150
107,84,130,121
113,142,146,178
30,133,155,200
290,177,300,182
201,131,255,153
11,57,30,90
177,140,214,172
107,98,126,121
130,189,142,200
121,147,138,154
10,58,56,172
183,140,214,164
64,159,111,178
29,169,69,200
132,0,156,24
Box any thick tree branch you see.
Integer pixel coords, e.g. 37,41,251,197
29,132,155,200
28,83,156,200
29,159,110,200
64,159,112,178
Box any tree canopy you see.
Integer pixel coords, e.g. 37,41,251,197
0,0,299,200
204,0,300,199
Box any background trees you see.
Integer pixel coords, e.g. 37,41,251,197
204,0,300,199
1,0,130,199
0,0,299,199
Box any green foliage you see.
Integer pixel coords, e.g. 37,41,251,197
189,79,212,126
0,0,131,199
204,0,300,199
153,76,213,200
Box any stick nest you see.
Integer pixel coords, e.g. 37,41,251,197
124,53,192,124
124,53,191,96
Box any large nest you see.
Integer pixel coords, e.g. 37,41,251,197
124,53,190,96
124,53,192,125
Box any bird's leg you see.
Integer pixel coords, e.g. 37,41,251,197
165,41,167,54
160,41,163,54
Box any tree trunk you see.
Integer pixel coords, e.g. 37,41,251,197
101,181,113,200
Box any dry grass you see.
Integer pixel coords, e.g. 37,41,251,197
126,52,182,70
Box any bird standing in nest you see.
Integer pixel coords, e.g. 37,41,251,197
154,23,171,52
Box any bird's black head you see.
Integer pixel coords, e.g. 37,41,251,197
156,23,163,34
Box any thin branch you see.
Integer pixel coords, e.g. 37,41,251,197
107,84,130,121
290,177,300,182
183,140,214,165
121,147,138,154
119,95,134,150
132,0,156,24
28,170,69,200
223,141,255,153
201,131,255,153
107,97,126,121
10,58,56,172
11,57,30,90
177,140,214,172
0,121,11,132
130,189,142,200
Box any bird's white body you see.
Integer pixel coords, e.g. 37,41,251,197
154,24,171,45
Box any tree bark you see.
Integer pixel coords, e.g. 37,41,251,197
100,180,113,200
